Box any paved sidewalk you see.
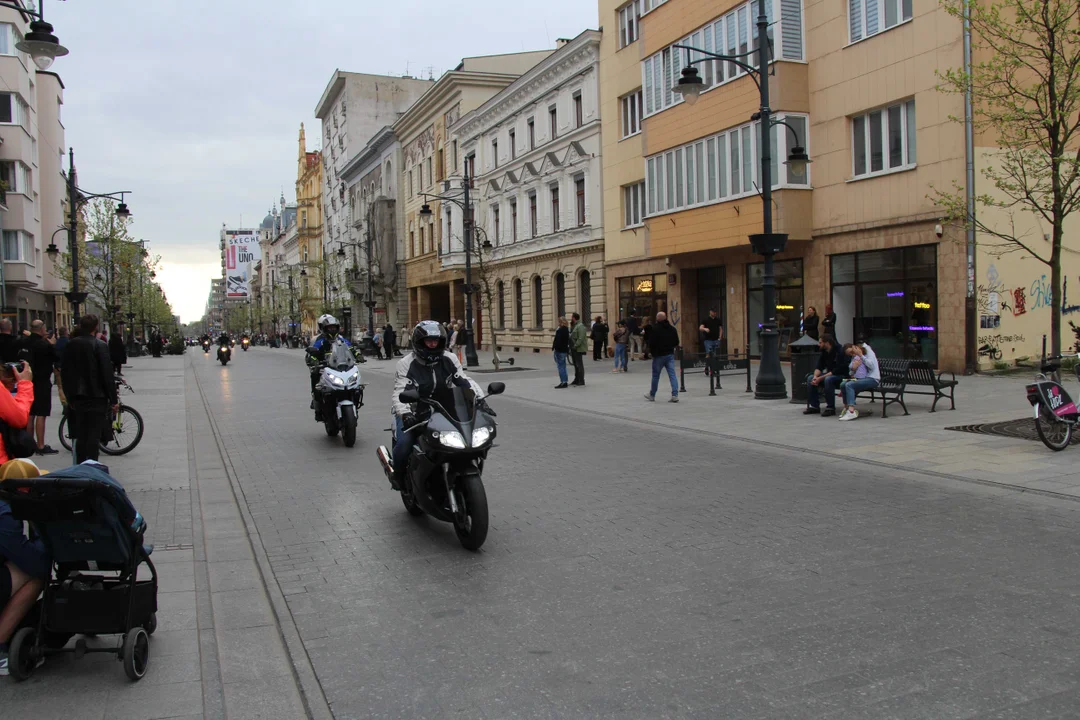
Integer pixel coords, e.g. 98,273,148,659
362,347,1080,499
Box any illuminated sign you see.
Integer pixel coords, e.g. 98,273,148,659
886,291,905,298
636,279,654,293
776,305,795,310
913,302,931,309
909,326,935,332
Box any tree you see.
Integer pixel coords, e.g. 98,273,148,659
935,0,1080,357
471,227,502,369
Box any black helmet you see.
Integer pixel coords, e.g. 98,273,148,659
411,320,447,366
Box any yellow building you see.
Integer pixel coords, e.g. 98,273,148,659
600,0,968,371
296,123,325,336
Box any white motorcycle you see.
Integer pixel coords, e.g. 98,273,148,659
307,338,365,447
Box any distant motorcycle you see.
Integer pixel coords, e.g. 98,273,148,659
217,343,231,366
202,340,210,354
241,338,250,352
307,339,364,447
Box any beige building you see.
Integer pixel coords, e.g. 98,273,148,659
393,50,554,329
296,123,324,336
600,0,968,371
450,32,605,353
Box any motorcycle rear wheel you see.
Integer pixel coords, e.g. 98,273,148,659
1035,405,1073,451
401,476,424,516
341,406,357,447
453,473,489,551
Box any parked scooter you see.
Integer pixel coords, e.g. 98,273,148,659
217,342,231,366
307,338,364,447
376,381,504,551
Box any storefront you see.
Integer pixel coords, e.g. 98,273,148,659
829,245,938,364
617,273,668,323
747,259,804,356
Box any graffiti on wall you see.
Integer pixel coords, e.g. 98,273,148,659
977,262,1080,364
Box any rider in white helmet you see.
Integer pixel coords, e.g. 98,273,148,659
308,314,362,408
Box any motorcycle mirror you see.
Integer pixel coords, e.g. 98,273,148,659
399,388,421,404
486,382,506,396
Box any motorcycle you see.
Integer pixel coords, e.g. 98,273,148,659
202,340,210,354
241,338,250,352
1026,353,1080,451
307,339,364,447
376,381,504,551
217,343,231,366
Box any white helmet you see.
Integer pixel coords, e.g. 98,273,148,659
317,314,340,336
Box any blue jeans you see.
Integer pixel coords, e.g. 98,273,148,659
392,415,418,475
842,378,879,406
650,354,678,398
806,373,843,409
614,343,627,370
704,339,720,356
554,352,568,384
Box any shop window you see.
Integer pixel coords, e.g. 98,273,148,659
617,273,668,323
747,259,804,356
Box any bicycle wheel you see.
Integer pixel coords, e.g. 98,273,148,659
57,414,72,452
101,406,144,456
1035,405,1072,451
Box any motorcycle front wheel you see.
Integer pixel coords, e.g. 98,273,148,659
1035,404,1073,451
453,473,489,551
341,405,357,447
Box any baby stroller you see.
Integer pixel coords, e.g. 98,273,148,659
0,464,158,681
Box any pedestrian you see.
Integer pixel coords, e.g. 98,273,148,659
626,311,642,361
822,304,837,342
399,324,410,351
454,321,466,363
838,341,880,421
803,306,820,340
108,331,127,376
591,315,609,361
0,319,15,364
642,317,654,360
552,317,570,389
612,320,628,373
54,326,69,367
569,312,587,386
643,311,680,403
803,335,846,417
15,320,58,455
372,328,384,360
383,324,397,358
698,308,723,358
60,314,119,464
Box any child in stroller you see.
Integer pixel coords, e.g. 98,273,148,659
0,460,158,681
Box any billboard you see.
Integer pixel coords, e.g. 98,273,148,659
224,229,259,299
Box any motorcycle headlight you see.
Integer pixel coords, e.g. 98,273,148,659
330,375,345,386
471,427,492,447
437,430,467,449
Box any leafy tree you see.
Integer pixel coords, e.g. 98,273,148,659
935,0,1080,357
471,226,502,369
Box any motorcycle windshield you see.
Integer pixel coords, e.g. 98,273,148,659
327,340,356,371
431,385,475,424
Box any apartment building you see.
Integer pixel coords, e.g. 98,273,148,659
601,0,968,371
296,123,323,336
0,5,69,329
449,31,605,352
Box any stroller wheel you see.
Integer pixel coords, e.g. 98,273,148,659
145,612,157,636
122,627,149,681
9,627,39,681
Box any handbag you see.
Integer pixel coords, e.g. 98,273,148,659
0,418,37,459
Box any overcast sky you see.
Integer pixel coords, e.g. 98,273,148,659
55,0,598,322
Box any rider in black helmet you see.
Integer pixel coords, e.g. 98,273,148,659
388,320,490,489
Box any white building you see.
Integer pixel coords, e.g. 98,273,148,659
449,31,605,351
314,72,433,275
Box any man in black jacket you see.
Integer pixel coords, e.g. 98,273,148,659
383,324,397,358
644,312,680,403
16,320,58,455
804,335,846,417
60,315,118,463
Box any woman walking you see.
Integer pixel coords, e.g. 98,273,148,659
804,306,820,340
108,331,127,376
612,320,628,372
552,317,570,389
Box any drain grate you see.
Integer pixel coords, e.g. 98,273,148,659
946,418,1080,445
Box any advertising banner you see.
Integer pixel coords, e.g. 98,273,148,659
224,230,259,299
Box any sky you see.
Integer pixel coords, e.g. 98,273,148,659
54,0,598,323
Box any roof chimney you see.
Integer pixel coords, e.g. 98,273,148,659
555,38,571,48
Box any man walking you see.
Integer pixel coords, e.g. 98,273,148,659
626,311,642,361
591,316,609,361
60,314,118,464
383,324,397,358
644,312,680,403
569,313,588,387
16,320,58,455
698,309,723,358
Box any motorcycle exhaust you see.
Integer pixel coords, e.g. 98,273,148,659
376,446,393,479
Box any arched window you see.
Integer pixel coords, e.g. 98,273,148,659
533,276,543,328
513,279,523,328
384,160,392,195
496,280,505,330
579,270,591,321
555,272,566,319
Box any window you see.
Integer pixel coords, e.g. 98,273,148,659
642,0,668,11
425,158,432,188
529,192,538,236
465,153,476,182
492,205,500,242
514,279,523,327
851,100,916,178
621,91,643,139
0,92,27,128
623,181,645,227
527,118,536,150
645,113,809,217
549,106,558,141
2,230,33,265
555,273,566,318
437,148,444,181
491,138,498,169
747,260,803,355
509,129,516,160
849,0,912,43
573,92,583,128
532,276,543,328
497,281,506,329
452,140,458,171
580,270,592,320
619,2,640,48
408,230,416,257
408,170,413,197
419,226,425,255
575,176,586,226
510,199,518,242
445,208,452,255
550,185,560,232
0,23,22,57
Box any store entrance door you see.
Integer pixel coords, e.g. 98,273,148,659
695,266,727,355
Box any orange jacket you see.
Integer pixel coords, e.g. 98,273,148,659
0,382,33,464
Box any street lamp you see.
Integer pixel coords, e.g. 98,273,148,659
419,168,480,368
0,1,68,70
670,1,813,400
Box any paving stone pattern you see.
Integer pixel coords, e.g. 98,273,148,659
193,348,1080,719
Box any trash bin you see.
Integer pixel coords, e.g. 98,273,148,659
788,333,820,405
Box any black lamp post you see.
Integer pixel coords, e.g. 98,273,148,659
0,0,68,70
419,166,479,368
671,0,812,399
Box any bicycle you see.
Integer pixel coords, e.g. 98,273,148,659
1025,353,1080,451
58,375,145,456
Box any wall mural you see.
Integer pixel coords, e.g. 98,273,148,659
977,261,1080,365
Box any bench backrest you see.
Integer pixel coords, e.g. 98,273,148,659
906,360,937,384
877,357,910,384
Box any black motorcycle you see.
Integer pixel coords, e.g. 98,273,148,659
217,343,231,366
377,382,504,551
202,340,210,354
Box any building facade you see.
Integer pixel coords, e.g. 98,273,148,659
600,0,968,371
296,123,324,336
395,51,555,329
450,32,605,352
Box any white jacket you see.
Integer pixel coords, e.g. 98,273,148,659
391,350,485,418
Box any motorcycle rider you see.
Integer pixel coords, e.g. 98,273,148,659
389,320,492,490
308,314,363,418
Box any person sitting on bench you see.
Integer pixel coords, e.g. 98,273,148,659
0,458,48,675
839,342,880,421
804,335,846,417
